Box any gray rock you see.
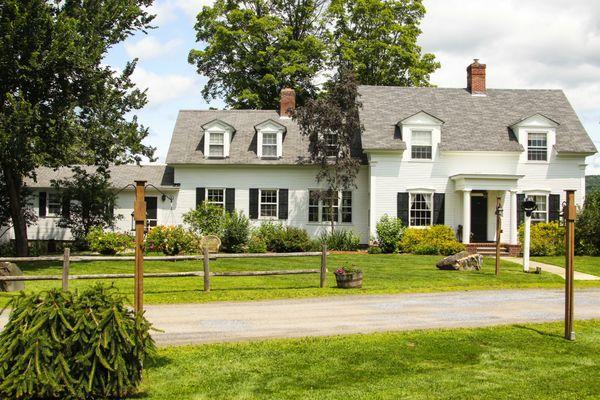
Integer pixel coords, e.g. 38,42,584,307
0,262,25,292
436,251,483,271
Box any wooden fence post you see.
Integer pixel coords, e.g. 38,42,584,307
203,246,210,292
320,244,327,288
62,247,70,291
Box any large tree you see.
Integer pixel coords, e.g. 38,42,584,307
328,0,440,86
188,0,329,109
0,0,155,256
295,67,362,233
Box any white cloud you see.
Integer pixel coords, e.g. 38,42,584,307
173,0,215,19
131,67,199,107
125,36,182,60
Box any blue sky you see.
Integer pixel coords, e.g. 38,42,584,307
104,0,600,174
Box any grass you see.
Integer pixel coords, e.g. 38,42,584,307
138,320,600,399
3,253,598,307
532,256,600,276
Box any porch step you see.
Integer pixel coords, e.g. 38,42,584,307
467,242,513,257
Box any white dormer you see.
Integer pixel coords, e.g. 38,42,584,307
510,114,558,163
202,119,235,158
399,111,444,161
255,119,286,159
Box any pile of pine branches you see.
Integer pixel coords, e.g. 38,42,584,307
0,285,155,399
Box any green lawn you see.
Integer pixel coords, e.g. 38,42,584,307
138,320,600,399
3,254,597,307
533,256,600,276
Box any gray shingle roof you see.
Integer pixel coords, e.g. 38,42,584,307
358,86,597,154
166,110,310,165
25,165,176,190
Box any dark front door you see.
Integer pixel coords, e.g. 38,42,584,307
470,193,488,242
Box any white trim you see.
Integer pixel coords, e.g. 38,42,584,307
46,192,62,218
205,187,226,208
408,191,434,227
307,189,353,224
258,188,279,219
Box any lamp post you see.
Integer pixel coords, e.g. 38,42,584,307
522,197,537,273
495,198,503,276
134,180,147,314
564,190,576,340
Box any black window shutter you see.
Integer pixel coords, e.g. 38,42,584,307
39,192,47,217
225,188,235,213
195,188,205,209
278,189,289,220
61,195,71,219
549,194,561,222
517,194,525,226
433,193,445,225
249,188,259,219
397,192,409,226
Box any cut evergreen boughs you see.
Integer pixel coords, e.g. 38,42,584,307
0,284,156,399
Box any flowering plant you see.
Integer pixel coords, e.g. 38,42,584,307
334,265,362,275
145,225,198,255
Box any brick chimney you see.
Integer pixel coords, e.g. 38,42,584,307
279,88,296,118
467,59,486,95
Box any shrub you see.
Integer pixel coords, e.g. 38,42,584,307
376,215,404,253
368,245,382,254
576,191,600,255
86,227,133,255
0,285,155,399
247,235,267,253
518,221,564,256
221,211,250,253
320,229,360,251
253,221,285,251
270,226,312,252
0,242,13,257
145,225,197,255
182,203,225,236
399,225,464,256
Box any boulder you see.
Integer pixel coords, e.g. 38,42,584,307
0,262,25,292
436,251,483,271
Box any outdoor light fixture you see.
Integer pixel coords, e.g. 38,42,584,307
522,197,537,216
495,203,504,217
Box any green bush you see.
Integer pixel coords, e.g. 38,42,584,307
246,235,267,253
576,192,600,255
86,227,133,255
0,242,14,257
182,203,225,236
253,221,284,251
145,225,197,255
0,285,155,399
376,215,405,253
399,225,464,255
368,245,382,254
270,226,312,252
320,229,360,251
221,211,250,253
518,221,564,256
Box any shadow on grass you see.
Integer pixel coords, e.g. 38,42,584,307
513,324,564,339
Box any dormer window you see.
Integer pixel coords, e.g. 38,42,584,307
208,132,225,157
255,119,285,159
202,119,235,159
527,132,547,161
399,111,443,162
411,130,432,159
325,132,338,157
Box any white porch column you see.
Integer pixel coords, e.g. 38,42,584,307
462,189,471,244
510,190,518,245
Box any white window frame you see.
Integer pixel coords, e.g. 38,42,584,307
202,120,233,158
307,190,352,224
409,192,433,227
259,188,279,219
47,192,62,217
530,194,548,223
527,132,548,162
205,188,225,208
410,130,433,160
255,120,285,159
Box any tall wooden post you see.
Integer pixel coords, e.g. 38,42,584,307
203,246,210,292
320,244,327,288
62,247,70,291
495,197,502,276
134,181,147,314
564,190,576,340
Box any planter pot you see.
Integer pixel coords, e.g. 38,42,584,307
335,272,363,289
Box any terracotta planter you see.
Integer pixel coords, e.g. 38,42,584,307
335,272,363,288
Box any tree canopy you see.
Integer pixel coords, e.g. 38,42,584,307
0,0,155,255
189,0,439,109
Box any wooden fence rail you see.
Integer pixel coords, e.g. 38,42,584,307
0,247,329,292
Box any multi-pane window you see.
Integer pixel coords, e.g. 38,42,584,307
531,195,547,223
325,132,338,157
208,132,225,157
411,130,432,159
527,132,547,161
410,193,432,226
260,189,278,218
47,193,62,216
206,188,225,208
262,132,278,157
308,190,352,223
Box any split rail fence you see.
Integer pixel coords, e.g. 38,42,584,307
0,246,329,292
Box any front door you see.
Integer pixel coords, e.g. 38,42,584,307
470,193,488,242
